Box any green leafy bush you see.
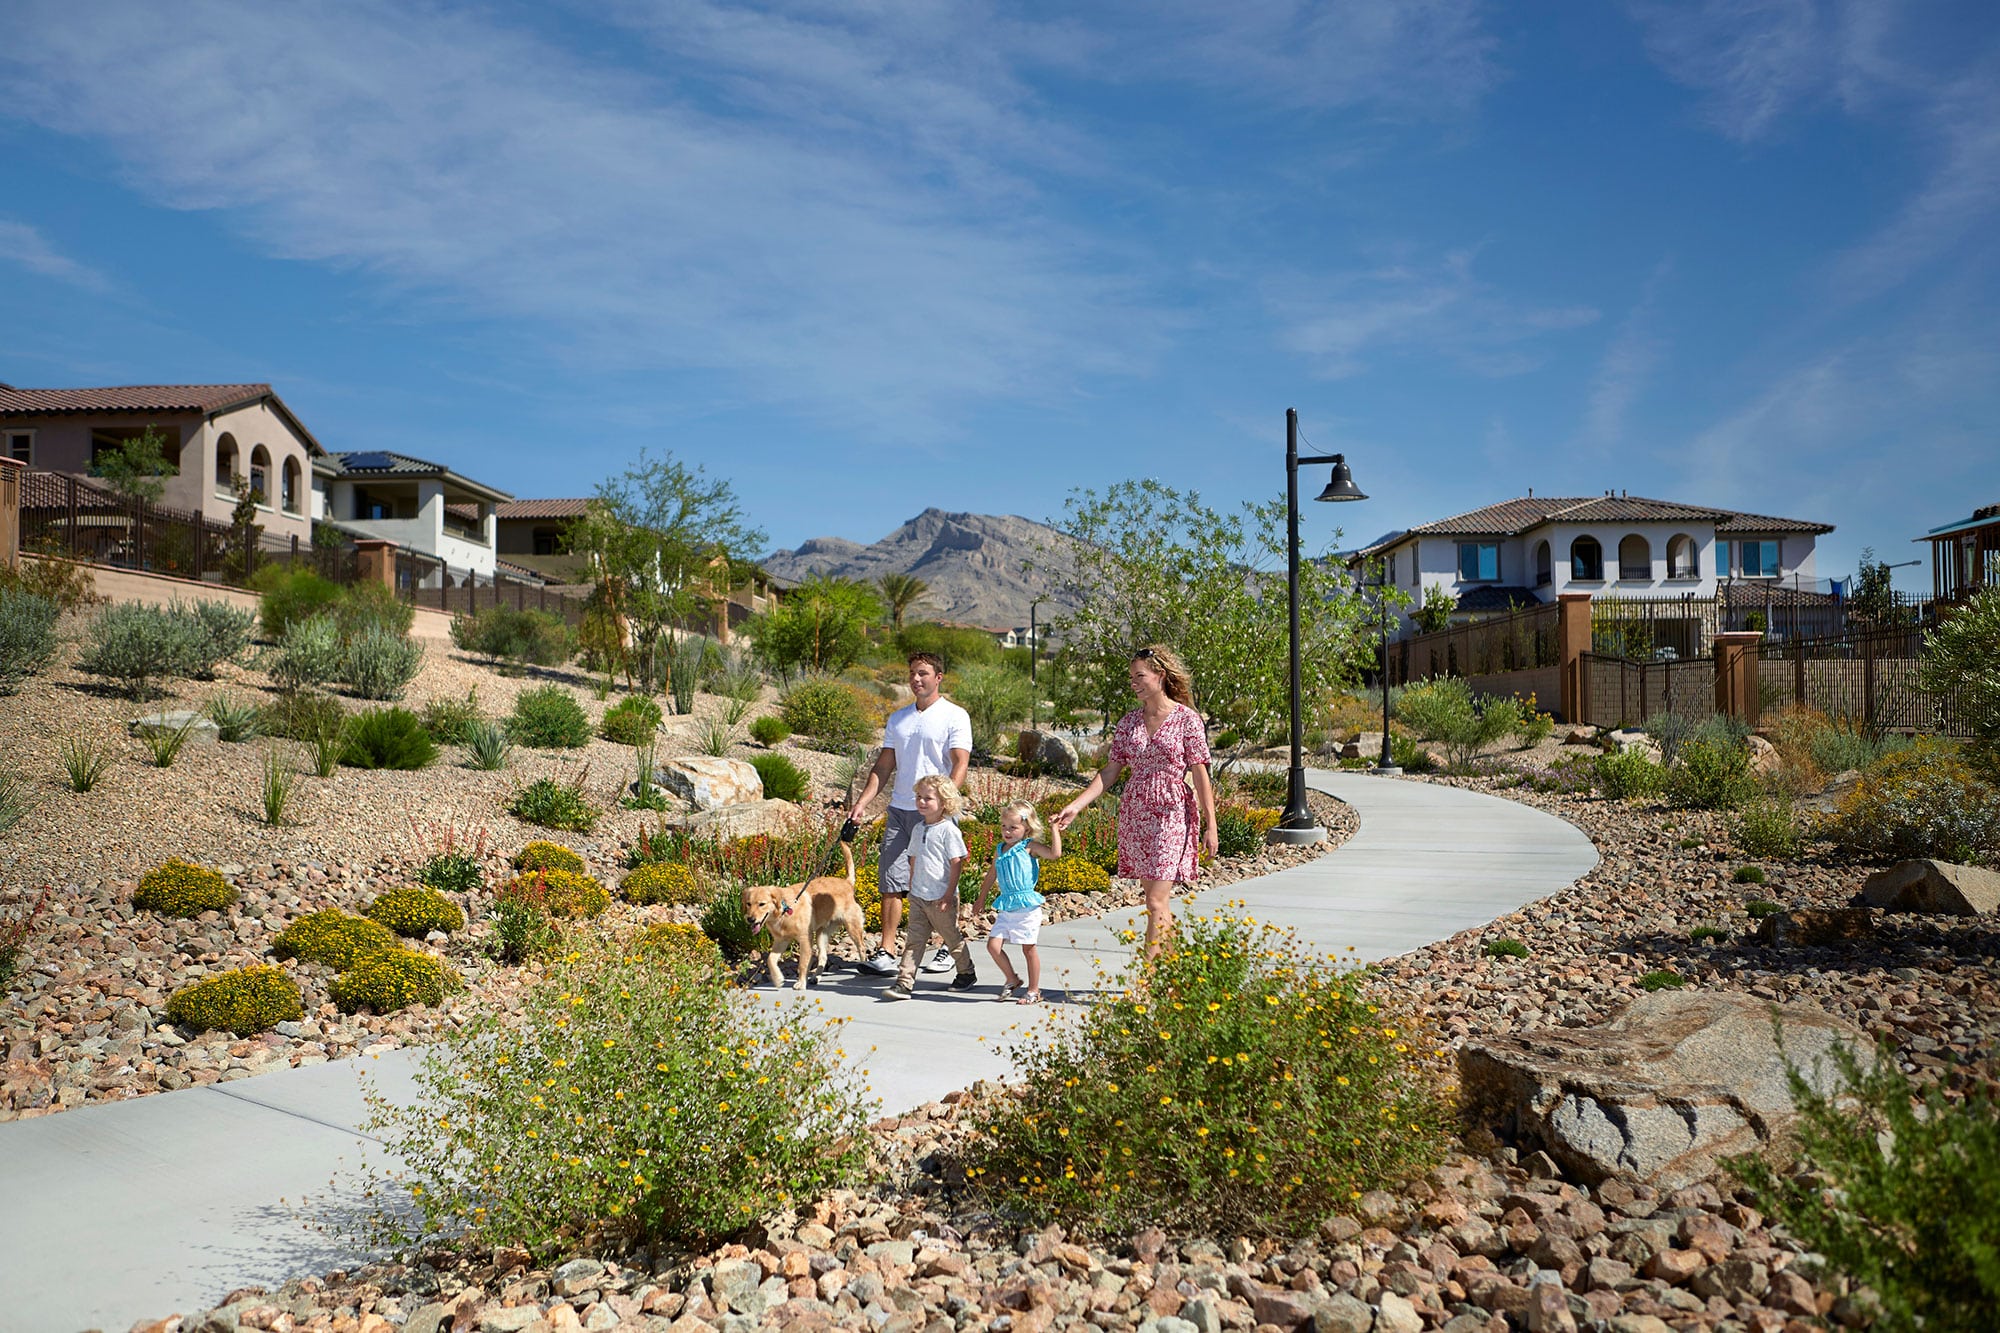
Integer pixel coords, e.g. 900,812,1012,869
699,883,763,960
419,850,485,895
1390,734,1435,772
0,588,61,695
514,840,587,875
510,776,599,832
600,695,663,746
266,613,344,693
1039,855,1112,895
257,689,346,741
749,716,790,746
272,909,399,969
207,694,261,742
1396,677,1519,765
185,600,255,679
489,875,562,964
778,675,871,748
249,565,343,638
1690,926,1726,943
748,752,809,803
363,939,867,1259
451,605,577,670
620,861,702,907
1215,806,1264,858
1594,747,1667,799
1513,706,1555,749
1484,937,1528,959
506,868,608,919
1830,740,2000,864
330,947,452,1013
133,859,237,918
635,921,726,976
340,707,439,770
1734,797,1804,861
1746,899,1783,920
365,886,467,937
164,965,302,1036
76,602,202,698
1733,864,1767,884
1640,969,1685,991
954,663,1034,754
1060,806,1122,874
895,622,1001,671
419,690,484,744
0,551,98,612
332,579,416,643
968,912,1447,1234
1921,585,2000,769
466,720,512,770
508,684,592,748
1810,721,1910,776
343,626,425,701
1731,1044,2000,1333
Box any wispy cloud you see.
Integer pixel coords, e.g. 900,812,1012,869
1581,260,1671,447
0,219,111,293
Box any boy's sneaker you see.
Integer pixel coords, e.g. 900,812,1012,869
883,982,914,1001
919,946,955,973
949,970,978,991
861,949,898,975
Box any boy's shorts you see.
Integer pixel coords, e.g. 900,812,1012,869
877,806,926,898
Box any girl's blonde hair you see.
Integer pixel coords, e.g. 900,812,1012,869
912,773,964,818
999,800,1045,841
1134,643,1197,709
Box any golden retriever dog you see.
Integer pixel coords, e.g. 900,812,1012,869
741,843,870,991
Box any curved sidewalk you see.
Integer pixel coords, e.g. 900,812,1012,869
0,771,1596,1333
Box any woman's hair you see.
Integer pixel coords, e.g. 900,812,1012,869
912,772,964,818
999,800,1045,842
1133,643,1197,708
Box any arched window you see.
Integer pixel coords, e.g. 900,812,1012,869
1535,540,1552,587
1618,534,1651,581
281,457,303,514
1570,536,1603,581
1666,533,1696,580
249,446,271,504
215,433,238,491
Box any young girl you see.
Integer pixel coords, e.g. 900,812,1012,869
973,800,1062,1004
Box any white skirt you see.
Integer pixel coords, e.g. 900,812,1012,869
990,907,1043,945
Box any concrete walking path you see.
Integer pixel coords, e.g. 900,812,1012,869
0,771,1597,1333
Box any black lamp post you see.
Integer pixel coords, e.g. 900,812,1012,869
1028,595,1044,729
1275,407,1366,844
1375,570,1399,772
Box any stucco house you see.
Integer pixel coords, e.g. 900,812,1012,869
1350,492,1834,637
314,451,512,579
1922,500,2000,607
0,381,323,547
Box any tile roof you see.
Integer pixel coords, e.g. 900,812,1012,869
0,383,273,415
1455,585,1546,613
495,498,594,520
1355,495,1831,552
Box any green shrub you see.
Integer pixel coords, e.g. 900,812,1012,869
1640,711,1700,768
138,712,200,768
266,613,344,693
133,859,237,918
1484,937,1528,959
257,689,346,741
1640,969,1685,991
365,886,467,937
1746,899,1783,920
490,876,560,965
1830,739,2000,864
1390,733,1435,772
700,883,764,960
895,622,1000,671
1810,721,1911,776
954,663,1034,754
249,565,343,638
748,752,810,803
1690,926,1726,943
505,868,608,918
340,707,439,770
1513,706,1555,749
58,731,114,792
1735,796,1804,861
968,912,1447,1234
1731,1043,2000,1333
1039,855,1112,895
668,634,711,716
620,861,702,907
514,840,587,875
451,605,576,670
185,600,255,679
635,921,726,976
778,675,870,748
508,684,591,748
0,551,97,612
363,939,867,1259
164,965,302,1035
600,695,663,746
466,720,513,770
1395,677,1472,741
419,689,484,744
343,626,425,701
272,909,400,969
332,579,416,643
330,947,452,1013
260,748,297,826
1921,585,2000,769
0,588,61,695
207,694,261,742
1215,806,1264,858
510,776,599,832
1733,864,1767,884
418,850,485,895
76,602,202,698
749,716,790,746
1594,747,1667,799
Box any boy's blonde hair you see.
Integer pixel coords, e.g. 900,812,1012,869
912,773,964,818
999,800,1045,841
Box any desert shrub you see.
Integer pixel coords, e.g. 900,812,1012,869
1513,756,1597,796
451,605,576,670
1640,969,1685,991
343,626,425,701
510,776,599,832
699,884,764,961
1735,798,1804,861
600,695,663,746
332,579,416,643
636,921,727,977
895,622,1000,672
1039,855,1111,895
1394,677,1472,740
693,716,735,757
667,634,710,716
59,731,114,792
1594,748,1666,799
1733,864,1768,884
778,675,870,748
418,690,483,744
133,859,236,918
620,861,702,907
1921,585,2000,769
1641,711,1700,768
365,886,467,937
1690,926,1726,943
250,565,343,638
1808,721,1910,776
490,876,560,964
257,689,347,741
514,840,586,874
1830,740,2000,864
340,707,439,770
1484,937,1528,959
1746,899,1783,919
184,600,255,679
261,748,298,826
76,601,202,698
363,939,867,1259
207,694,261,742
1389,733,1435,772
266,613,344,692
272,909,400,969
749,715,790,746
1512,697,1556,748
1215,806,1265,858
0,551,97,611
164,965,302,1036
419,850,486,896
1732,1044,2000,1333
330,947,452,1013
954,663,1034,754
504,868,608,919
466,720,512,771
968,912,1447,1234
0,588,61,695
508,684,591,748
748,752,809,803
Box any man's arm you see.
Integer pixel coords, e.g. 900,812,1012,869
947,747,970,789
848,746,897,820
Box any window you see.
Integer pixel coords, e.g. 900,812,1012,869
1737,539,1779,578
281,457,302,514
5,430,32,464
1618,534,1651,581
533,527,560,556
1570,536,1604,580
1535,540,1552,587
1388,551,1397,585
1666,534,1697,580
355,487,394,521
214,433,237,490
249,446,271,504
1458,541,1500,582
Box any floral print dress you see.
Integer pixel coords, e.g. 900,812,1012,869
1108,703,1211,882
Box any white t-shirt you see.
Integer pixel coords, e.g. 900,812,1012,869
907,818,968,901
882,696,973,810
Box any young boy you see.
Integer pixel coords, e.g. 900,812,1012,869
885,774,977,1000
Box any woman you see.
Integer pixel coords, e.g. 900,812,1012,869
1053,644,1218,958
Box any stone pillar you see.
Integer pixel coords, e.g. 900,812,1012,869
1714,630,1764,727
354,538,396,592
0,457,21,573
1557,592,1593,725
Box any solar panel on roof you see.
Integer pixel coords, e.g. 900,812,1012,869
344,451,396,470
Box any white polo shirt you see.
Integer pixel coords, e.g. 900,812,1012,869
882,696,972,811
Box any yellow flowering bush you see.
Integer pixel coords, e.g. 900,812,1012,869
272,909,399,969
854,861,882,932
512,840,586,876
504,869,609,919
1039,855,1112,895
330,947,453,1013
365,886,467,937
637,922,726,978
361,939,869,1259
967,911,1450,1235
620,861,701,907
133,858,237,918
164,964,302,1035
1830,740,2000,864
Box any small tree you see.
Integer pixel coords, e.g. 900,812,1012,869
90,425,177,504
877,572,929,632
746,574,881,677
1849,546,1913,628
1412,584,1456,634
221,473,265,583
1921,586,2000,766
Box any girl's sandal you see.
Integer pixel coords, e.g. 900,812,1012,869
1017,990,1043,1006
996,984,1020,1003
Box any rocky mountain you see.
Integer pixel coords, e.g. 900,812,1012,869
762,508,1075,629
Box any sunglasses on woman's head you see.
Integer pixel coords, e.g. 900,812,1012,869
1132,648,1156,661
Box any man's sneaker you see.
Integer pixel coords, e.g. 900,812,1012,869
949,970,978,991
883,982,914,1001
919,946,955,974
861,949,898,975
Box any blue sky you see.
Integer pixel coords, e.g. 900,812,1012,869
2,1,1995,589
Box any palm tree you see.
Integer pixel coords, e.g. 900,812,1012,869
878,572,929,632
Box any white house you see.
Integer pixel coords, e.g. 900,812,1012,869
1350,492,1834,637
313,450,512,579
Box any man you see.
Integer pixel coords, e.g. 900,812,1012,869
847,651,971,975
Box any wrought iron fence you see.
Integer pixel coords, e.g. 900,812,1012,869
1576,652,1719,730
1389,601,1559,686
1757,626,1966,736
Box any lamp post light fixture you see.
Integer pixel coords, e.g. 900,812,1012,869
1275,407,1366,845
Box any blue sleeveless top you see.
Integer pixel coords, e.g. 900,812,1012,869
991,840,1045,913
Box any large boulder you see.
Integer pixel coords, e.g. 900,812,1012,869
129,710,220,748
652,756,763,811
1459,990,1872,1189
1017,730,1078,777
1860,859,2000,916
686,797,804,841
